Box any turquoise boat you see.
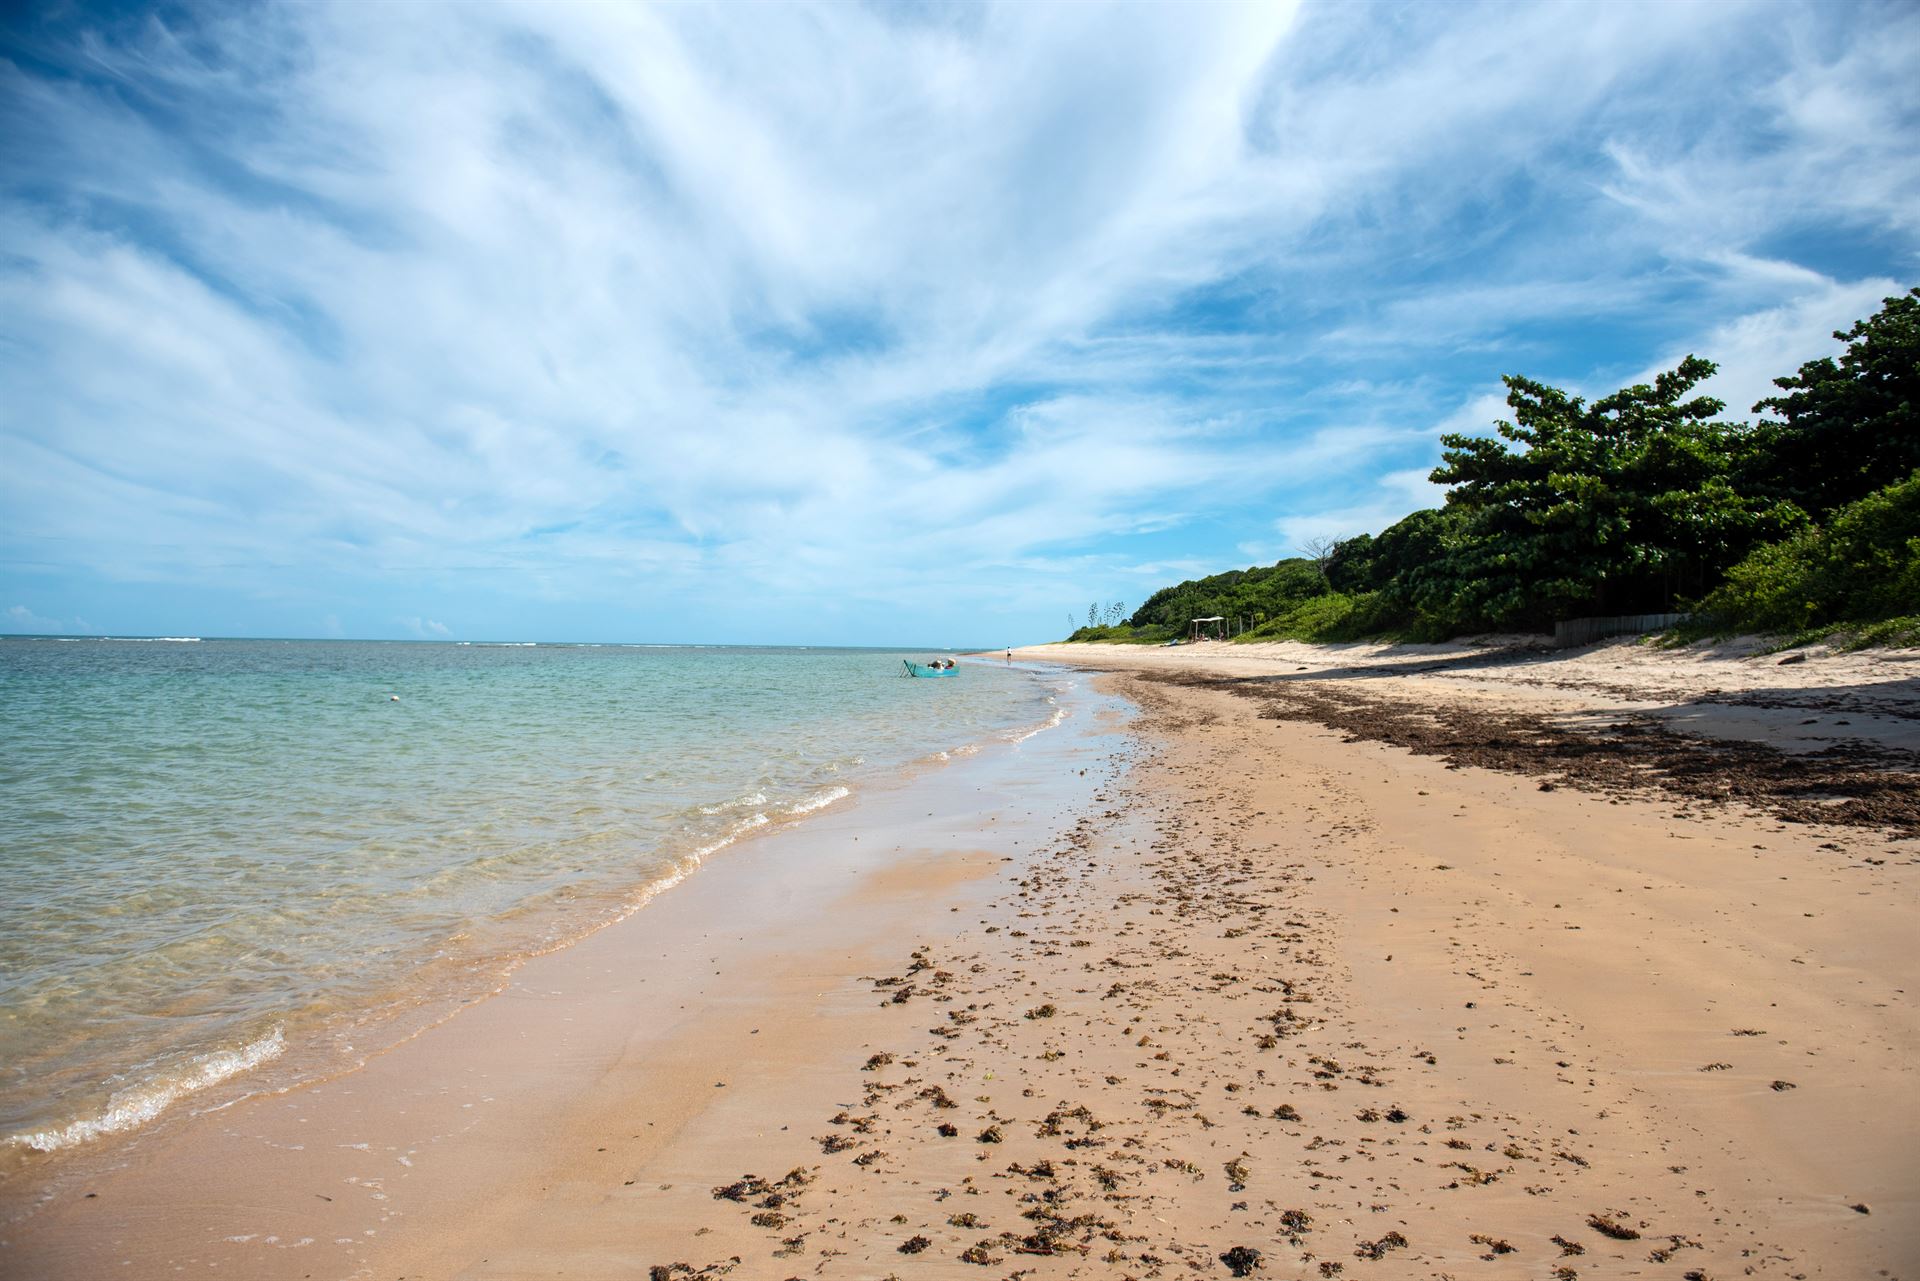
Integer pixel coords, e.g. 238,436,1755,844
903,660,959,678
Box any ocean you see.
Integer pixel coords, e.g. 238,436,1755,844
0,638,1061,1173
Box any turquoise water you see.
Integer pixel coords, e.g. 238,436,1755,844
0,638,1057,1166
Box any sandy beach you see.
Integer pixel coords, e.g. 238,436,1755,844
4,639,1915,1279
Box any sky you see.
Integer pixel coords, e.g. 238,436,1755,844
2,0,1917,646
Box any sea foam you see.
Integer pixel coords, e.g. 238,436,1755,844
786,785,850,815
9,1027,286,1154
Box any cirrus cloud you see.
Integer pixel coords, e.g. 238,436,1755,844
2,0,1915,642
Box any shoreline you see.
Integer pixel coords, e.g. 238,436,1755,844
0,665,1132,1277
6,640,1915,1278
0,650,1065,1198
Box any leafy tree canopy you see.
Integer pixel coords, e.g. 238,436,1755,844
1425,356,1798,627
1749,287,1920,517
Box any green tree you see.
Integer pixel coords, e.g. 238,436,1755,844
1323,533,1375,593
1428,357,1792,626
1749,288,1920,518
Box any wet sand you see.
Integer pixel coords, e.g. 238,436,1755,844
0,672,1131,1277
5,642,1915,1279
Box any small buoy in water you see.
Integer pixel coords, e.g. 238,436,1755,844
390,694,400,701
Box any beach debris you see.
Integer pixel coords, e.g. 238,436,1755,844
1586,1211,1640,1240
863,1052,894,1070
959,1242,1000,1265
976,1124,1003,1143
1649,1235,1702,1263
1223,1155,1250,1190
1036,1103,1102,1139
1218,1244,1262,1275
1551,1234,1585,1255
897,1235,930,1254
711,1176,773,1202
1851,1202,1871,1214
1025,1003,1058,1019
1353,1231,1408,1260
646,1263,739,1280
1207,672,1920,836
1469,1233,1514,1257
1770,1079,1797,1091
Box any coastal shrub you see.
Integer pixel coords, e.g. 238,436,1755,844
1693,471,1920,636
1240,591,1412,643
1064,623,1173,644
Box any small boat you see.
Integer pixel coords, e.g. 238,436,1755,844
903,660,959,678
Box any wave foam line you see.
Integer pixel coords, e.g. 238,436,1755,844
699,790,768,815
786,786,850,816
9,1027,286,1154
696,812,769,856
1007,704,1070,743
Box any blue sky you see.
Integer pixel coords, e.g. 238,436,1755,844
3,0,1916,645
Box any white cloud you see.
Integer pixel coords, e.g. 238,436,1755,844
1273,467,1449,551
1642,276,1907,420
1,0,1914,638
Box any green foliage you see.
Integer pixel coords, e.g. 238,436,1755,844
1062,623,1174,644
1242,591,1411,643
1821,615,1920,650
1322,533,1375,593
1748,288,1920,518
1074,290,1918,647
1127,558,1328,631
1694,471,1920,635
1426,356,1797,629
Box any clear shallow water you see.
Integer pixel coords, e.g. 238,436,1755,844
0,639,1055,1165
